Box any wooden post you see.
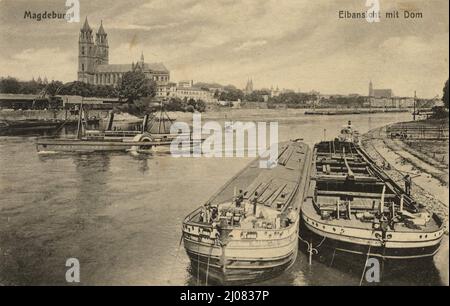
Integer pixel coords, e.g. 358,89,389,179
308,240,313,266
400,195,404,212
348,201,352,219
76,99,83,140
380,185,386,213
221,245,227,273
336,200,340,220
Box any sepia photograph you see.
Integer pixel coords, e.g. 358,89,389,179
0,0,448,293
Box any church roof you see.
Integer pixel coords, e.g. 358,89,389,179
96,62,169,73
372,89,393,98
373,89,393,94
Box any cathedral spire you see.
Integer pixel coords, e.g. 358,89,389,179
140,51,145,63
81,16,91,32
98,20,106,35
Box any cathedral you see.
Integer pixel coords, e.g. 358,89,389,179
244,78,253,95
369,81,393,98
77,17,170,98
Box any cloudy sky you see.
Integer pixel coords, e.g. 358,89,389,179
0,0,448,97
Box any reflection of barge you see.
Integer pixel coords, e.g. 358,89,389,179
301,122,445,260
182,139,312,284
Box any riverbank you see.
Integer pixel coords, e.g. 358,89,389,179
361,122,449,225
304,109,409,116
361,121,449,285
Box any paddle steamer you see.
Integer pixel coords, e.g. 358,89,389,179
35,102,195,153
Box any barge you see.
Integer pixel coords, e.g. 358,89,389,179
182,139,312,284
300,121,445,261
0,118,99,136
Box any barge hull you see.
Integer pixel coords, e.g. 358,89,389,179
186,246,297,284
300,221,442,260
36,138,200,153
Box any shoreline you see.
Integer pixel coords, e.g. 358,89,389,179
361,121,449,285
361,124,449,225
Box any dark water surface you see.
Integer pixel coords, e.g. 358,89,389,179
0,112,448,285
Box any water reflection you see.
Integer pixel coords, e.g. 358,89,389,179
0,111,447,285
136,157,150,174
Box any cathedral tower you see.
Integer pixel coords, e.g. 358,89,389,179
244,78,254,94
369,80,373,97
95,20,109,65
78,17,96,83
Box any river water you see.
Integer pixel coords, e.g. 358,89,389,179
0,110,448,285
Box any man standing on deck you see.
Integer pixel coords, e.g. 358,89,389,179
404,175,412,196
252,192,258,215
236,189,244,208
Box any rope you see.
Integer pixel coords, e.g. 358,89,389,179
298,234,326,265
330,248,336,267
196,240,200,285
52,120,69,136
205,246,212,286
298,234,326,249
359,244,372,286
168,233,183,285
315,236,327,248
380,245,387,282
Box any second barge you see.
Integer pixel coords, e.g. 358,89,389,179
300,122,445,261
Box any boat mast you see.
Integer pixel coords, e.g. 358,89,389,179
76,98,84,139
158,100,163,134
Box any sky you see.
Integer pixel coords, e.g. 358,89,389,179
0,0,448,98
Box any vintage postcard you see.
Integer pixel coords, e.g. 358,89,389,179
0,0,448,292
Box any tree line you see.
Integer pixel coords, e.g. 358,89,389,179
0,72,207,114
3,74,448,113
1,76,120,98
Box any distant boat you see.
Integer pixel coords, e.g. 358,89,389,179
0,118,99,136
182,139,312,284
300,121,445,261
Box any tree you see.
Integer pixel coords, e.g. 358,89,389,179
0,77,21,93
186,98,207,112
19,80,42,94
443,79,449,110
244,90,270,102
117,71,156,104
92,84,118,98
195,99,206,112
166,97,185,111
58,81,92,97
46,81,64,96
219,88,244,101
